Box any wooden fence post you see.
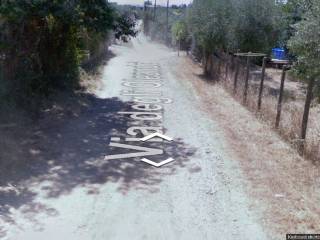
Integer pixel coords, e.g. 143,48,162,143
258,57,267,111
225,56,229,82
231,55,235,70
210,54,214,79
234,52,266,100
299,76,316,154
243,56,250,104
275,66,287,129
217,58,222,80
233,58,240,94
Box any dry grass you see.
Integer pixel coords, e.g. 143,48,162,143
306,107,320,162
214,58,320,164
173,56,320,237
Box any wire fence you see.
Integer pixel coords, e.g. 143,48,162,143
206,52,320,163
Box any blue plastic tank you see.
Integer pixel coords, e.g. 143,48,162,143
272,48,286,60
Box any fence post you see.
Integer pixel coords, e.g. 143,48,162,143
225,56,229,82
258,57,267,111
299,76,316,154
275,66,287,129
217,57,222,80
231,55,235,70
233,58,240,94
243,56,250,104
211,55,215,79
209,54,214,77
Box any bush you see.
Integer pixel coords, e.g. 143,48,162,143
0,0,136,110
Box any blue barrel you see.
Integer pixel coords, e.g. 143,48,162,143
272,48,286,60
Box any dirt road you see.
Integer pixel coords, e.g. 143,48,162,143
2,33,319,239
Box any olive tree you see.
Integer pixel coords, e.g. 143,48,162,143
230,0,282,53
288,0,320,152
171,20,189,55
188,0,232,74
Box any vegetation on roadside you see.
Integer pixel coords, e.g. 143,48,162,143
288,0,320,99
0,0,136,111
142,0,320,159
142,2,188,45
144,0,319,78
171,20,189,54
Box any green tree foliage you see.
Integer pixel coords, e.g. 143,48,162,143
279,0,304,46
288,0,320,77
286,0,320,144
230,0,282,53
143,4,187,44
171,20,190,55
114,12,137,41
188,0,282,55
188,0,232,53
0,0,136,110
171,20,188,45
288,0,320,97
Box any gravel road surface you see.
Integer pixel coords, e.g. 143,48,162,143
1,33,270,240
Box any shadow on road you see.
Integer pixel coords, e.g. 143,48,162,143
0,93,196,236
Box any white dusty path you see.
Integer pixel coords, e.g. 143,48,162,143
1,33,277,239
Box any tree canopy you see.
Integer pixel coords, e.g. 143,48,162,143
187,0,282,54
0,0,136,110
288,0,320,79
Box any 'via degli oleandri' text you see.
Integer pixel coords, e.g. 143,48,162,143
104,62,172,161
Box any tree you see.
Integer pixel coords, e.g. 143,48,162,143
141,3,187,44
0,0,136,110
171,20,189,55
279,0,304,47
114,12,137,41
186,0,284,74
230,0,282,53
188,0,232,74
288,0,320,153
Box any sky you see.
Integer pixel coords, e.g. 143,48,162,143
111,0,192,6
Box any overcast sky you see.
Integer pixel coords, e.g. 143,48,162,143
111,0,192,6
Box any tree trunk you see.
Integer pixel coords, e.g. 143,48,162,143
203,50,210,76
257,57,267,111
243,56,250,104
299,77,316,154
233,58,240,94
275,67,287,129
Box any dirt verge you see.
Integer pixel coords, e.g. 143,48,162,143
173,56,320,237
